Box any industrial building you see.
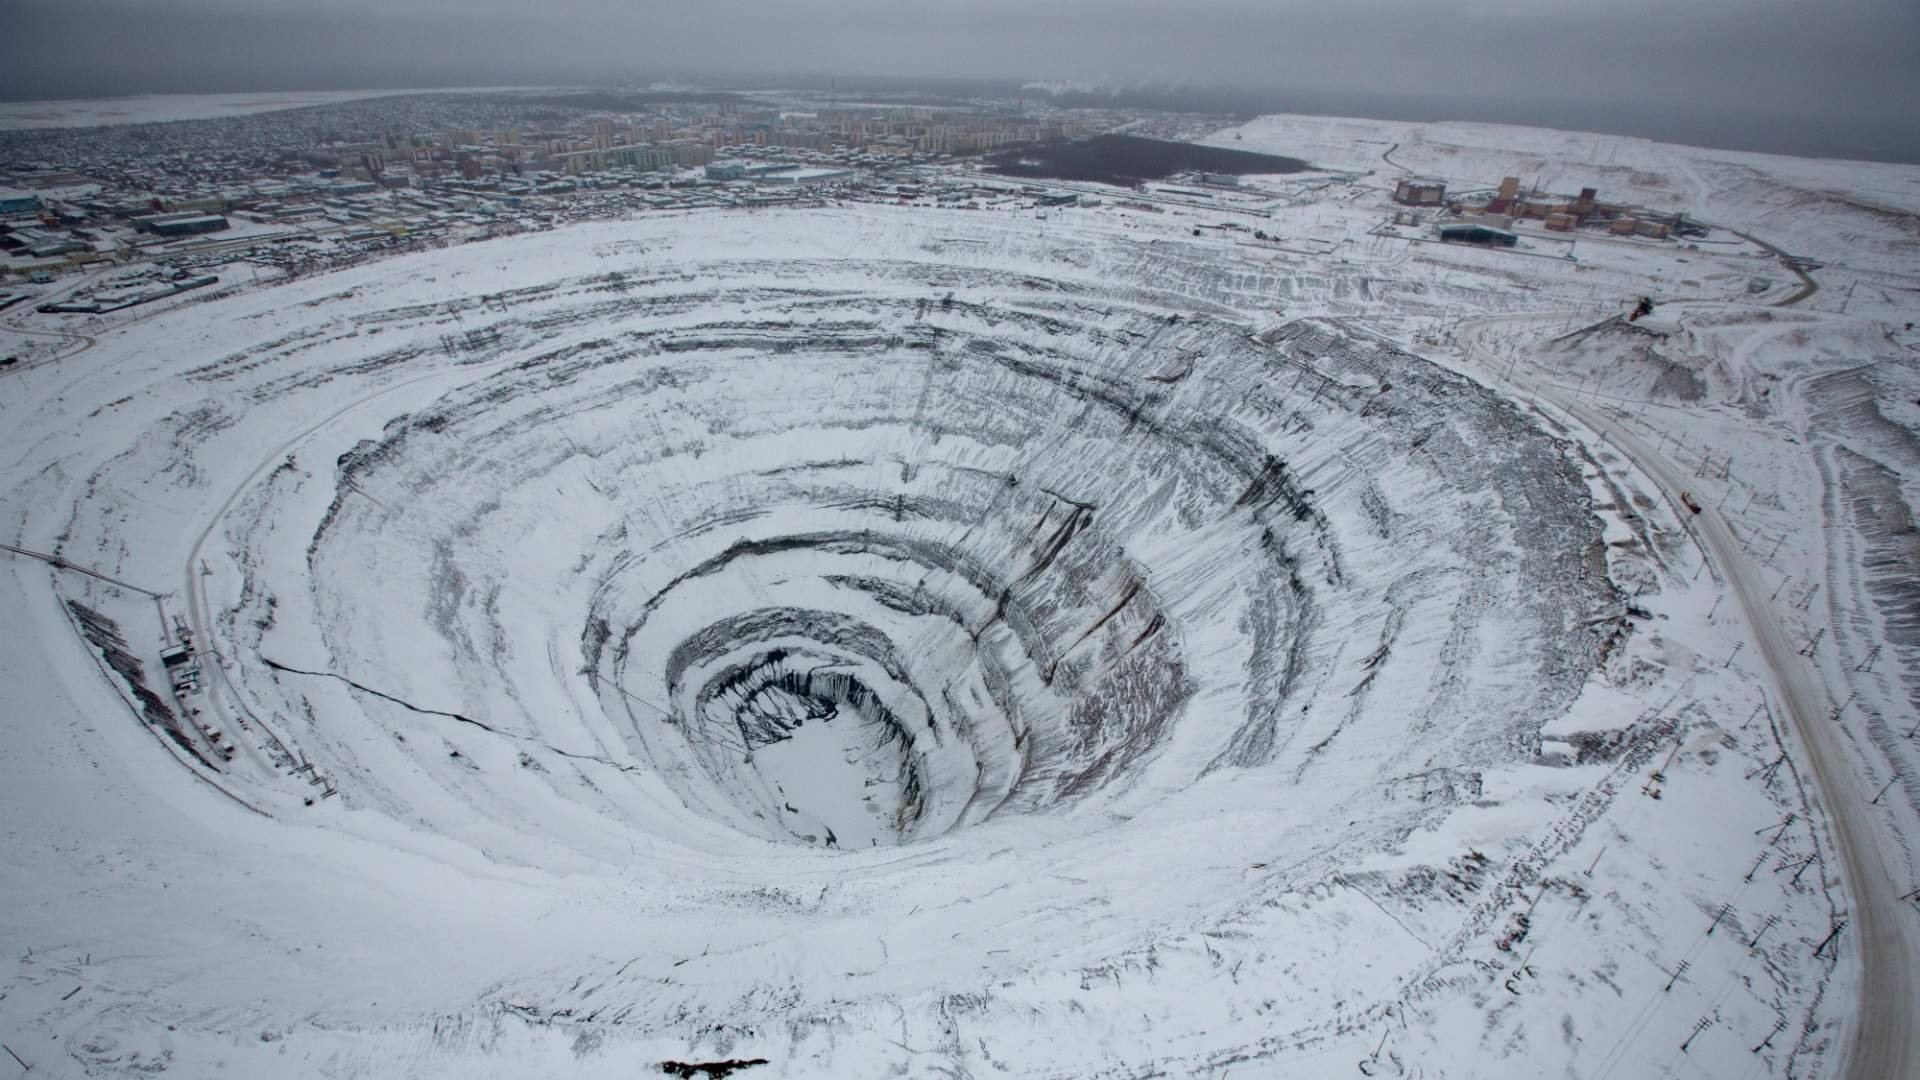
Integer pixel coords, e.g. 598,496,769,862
1487,176,1520,214
1635,219,1671,239
1436,221,1517,247
0,189,41,216
136,212,230,237
1479,179,1680,241
1394,178,1446,206
1512,198,1569,220
1453,213,1514,231
1,227,89,258
756,167,853,186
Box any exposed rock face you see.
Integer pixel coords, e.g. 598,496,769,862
31,211,1625,1074
296,262,1612,853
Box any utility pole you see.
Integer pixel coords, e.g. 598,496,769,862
1856,644,1882,672
1871,777,1898,805
1663,959,1691,992
1798,627,1826,656
342,478,388,511
1753,1018,1788,1053
1745,851,1768,881
1767,813,1797,845
1706,901,1733,936
1725,641,1744,668
1747,755,1786,784
1653,736,1684,782
1749,913,1779,950
1788,854,1818,887
1812,920,1846,958
1681,1016,1713,1052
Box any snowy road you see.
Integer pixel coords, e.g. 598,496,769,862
1725,227,1820,307
2,270,100,374
1472,315,1918,1080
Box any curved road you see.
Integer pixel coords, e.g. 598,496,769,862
1465,316,1915,1080
2,324,97,374
1725,227,1820,307
3,270,102,374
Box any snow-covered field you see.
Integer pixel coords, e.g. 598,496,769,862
2,114,1917,1079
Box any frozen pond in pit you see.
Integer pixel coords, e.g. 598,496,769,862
748,710,911,849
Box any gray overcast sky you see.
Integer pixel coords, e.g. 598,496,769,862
3,0,1915,128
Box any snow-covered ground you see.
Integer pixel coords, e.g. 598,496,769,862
2,113,1917,1079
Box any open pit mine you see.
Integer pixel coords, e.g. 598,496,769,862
5,142,1917,1080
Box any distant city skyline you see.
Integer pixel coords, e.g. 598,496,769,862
4,0,1917,163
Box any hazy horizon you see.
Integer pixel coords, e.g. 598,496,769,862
3,0,1917,163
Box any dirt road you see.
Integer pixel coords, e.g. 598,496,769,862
1462,310,1916,1080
